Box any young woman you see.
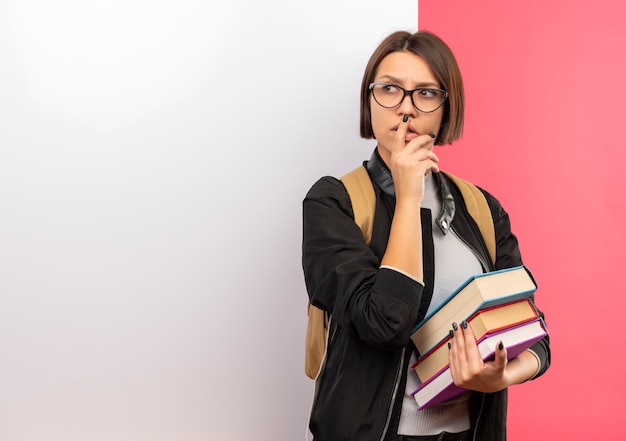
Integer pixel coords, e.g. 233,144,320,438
301,30,551,441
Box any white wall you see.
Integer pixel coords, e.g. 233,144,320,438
0,1,416,439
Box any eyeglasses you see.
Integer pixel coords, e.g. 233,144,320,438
369,82,448,113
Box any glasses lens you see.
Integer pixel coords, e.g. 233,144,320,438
411,88,447,112
371,84,404,108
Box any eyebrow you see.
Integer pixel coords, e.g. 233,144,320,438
376,74,440,88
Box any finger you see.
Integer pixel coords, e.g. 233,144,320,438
460,320,477,345
457,320,484,373
392,114,411,153
447,327,459,379
405,133,437,154
493,340,508,370
406,139,439,175
453,321,467,355
423,152,440,174
421,133,437,151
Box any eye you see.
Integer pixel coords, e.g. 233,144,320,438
416,88,441,99
377,83,401,94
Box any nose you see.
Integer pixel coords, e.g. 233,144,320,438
397,92,417,117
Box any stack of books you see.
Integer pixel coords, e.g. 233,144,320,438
409,265,548,410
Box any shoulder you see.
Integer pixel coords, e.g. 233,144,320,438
305,175,346,200
440,172,507,215
304,176,352,215
474,184,510,221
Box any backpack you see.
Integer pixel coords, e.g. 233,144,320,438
304,165,496,379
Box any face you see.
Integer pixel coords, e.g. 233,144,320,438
369,51,445,165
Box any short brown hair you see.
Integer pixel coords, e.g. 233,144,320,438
359,30,464,145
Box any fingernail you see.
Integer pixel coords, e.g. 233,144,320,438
498,341,504,351
461,320,468,329
402,114,409,123
449,329,454,339
448,342,451,350
452,322,458,331
429,133,436,139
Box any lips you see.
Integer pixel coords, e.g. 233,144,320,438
392,123,419,133
404,129,419,142
393,124,420,141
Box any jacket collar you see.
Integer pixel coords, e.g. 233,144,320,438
365,148,455,235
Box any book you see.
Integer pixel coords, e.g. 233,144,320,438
411,317,548,410
410,266,537,355
411,299,539,382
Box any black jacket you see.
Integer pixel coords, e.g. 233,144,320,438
302,149,550,441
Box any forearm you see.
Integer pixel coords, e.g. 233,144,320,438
505,349,541,386
380,199,423,281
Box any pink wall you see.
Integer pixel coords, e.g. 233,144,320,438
420,1,626,439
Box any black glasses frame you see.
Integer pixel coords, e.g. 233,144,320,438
369,82,448,113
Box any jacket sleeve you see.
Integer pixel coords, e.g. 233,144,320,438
482,188,551,380
302,176,423,350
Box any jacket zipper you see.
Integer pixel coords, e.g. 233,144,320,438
379,347,406,440
449,227,489,441
449,227,491,272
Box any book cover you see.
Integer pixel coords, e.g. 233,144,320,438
411,298,539,383
410,317,547,411
410,266,537,355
